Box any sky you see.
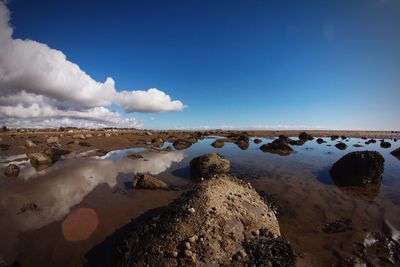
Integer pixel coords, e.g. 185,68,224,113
0,0,399,130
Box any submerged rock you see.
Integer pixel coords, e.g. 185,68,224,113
173,139,193,150
236,140,249,150
391,148,400,160
330,151,384,186
335,142,347,150
211,139,224,148
316,138,324,144
253,138,262,144
190,153,230,180
4,164,20,177
260,140,294,156
132,174,167,190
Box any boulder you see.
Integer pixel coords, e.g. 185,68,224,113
47,136,59,145
335,142,347,150
260,140,294,156
4,164,20,177
96,174,291,267
30,148,69,167
236,140,249,150
253,138,262,144
72,134,86,140
316,138,324,144
330,151,384,186
132,174,168,190
25,139,36,148
173,139,192,150
380,141,391,148
190,153,230,180
211,139,224,148
391,148,400,160
299,132,313,141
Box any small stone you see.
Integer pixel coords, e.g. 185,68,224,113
184,241,191,250
252,229,260,236
172,251,178,258
188,235,198,243
25,140,36,148
184,249,192,257
188,207,195,214
238,250,247,258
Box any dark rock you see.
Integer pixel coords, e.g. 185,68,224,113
253,138,262,144
244,229,295,267
299,132,313,141
341,136,346,140
4,164,20,177
211,139,224,148
330,151,384,186
380,141,391,148
132,174,168,190
391,148,400,160
316,138,324,144
236,140,249,150
331,135,339,141
369,139,377,143
278,135,290,144
288,139,306,146
335,142,347,150
353,144,364,147
173,139,192,150
323,218,352,234
260,140,294,156
190,153,230,180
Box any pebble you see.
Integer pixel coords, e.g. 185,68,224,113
172,251,178,257
252,229,260,236
184,242,191,250
188,235,198,243
188,207,195,214
184,249,193,257
238,250,247,258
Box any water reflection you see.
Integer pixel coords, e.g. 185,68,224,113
0,150,184,260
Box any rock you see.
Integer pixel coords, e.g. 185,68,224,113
330,151,385,186
299,132,313,141
173,139,193,150
260,140,294,156
391,148,400,160
25,139,36,148
236,140,249,150
341,136,346,140
278,135,290,144
145,131,153,136
369,139,377,143
190,153,230,180
86,134,93,138
4,164,20,177
172,251,178,258
323,218,352,234
30,148,69,167
288,139,306,146
211,139,224,148
253,138,262,144
316,138,324,144
331,135,339,140
132,174,168,190
47,136,59,145
380,141,391,148
126,154,144,160
353,144,364,147
151,137,164,144
187,207,195,214
72,134,86,140
105,133,111,137
335,142,347,150
97,174,286,267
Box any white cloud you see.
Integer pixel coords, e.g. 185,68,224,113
0,1,186,128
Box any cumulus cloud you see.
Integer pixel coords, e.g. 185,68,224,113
0,1,186,128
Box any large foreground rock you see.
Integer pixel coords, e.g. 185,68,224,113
391,148,400,160
132,174,168,190
190,153,230,180
330,151,384,186
97,174,294,266
30,148,69,168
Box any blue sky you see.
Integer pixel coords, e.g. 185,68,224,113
4,0,400,130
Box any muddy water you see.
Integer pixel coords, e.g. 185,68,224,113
0,137,400,266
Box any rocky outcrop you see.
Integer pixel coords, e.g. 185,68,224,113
101,174,293,267
335,142,347,150
211,139,225,148
391,148,400,160
260,139,294,156
330,151,385,186
173,139,193,150
190,153,230,180
132,174,168,190
4,164,20,177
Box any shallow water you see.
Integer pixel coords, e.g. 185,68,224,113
0,137,399,266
